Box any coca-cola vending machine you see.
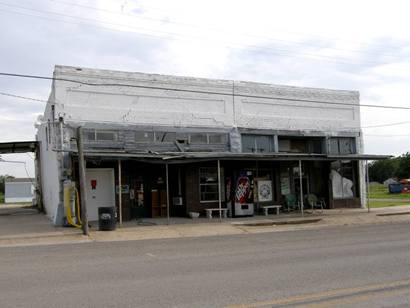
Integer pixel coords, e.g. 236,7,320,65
232,170,254,217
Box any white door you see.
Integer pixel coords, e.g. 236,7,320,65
85,168,115,221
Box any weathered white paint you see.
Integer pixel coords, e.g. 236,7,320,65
36,118,62,224
50,66,360,133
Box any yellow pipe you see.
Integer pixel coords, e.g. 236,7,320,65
64,185,81,228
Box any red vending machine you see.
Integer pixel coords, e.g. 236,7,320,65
232,170,254,217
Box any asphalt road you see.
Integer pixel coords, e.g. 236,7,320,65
1,223,410,308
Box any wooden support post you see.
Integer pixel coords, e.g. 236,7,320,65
299,160,304,216
76,127,89,236
118,159,122,226
217,159,222,222
166,163,170,225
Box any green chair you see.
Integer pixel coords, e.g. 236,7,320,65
285,194,300,212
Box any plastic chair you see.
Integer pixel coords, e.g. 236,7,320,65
285,194,300,212
306,194,324,213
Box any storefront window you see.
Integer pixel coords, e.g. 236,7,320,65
330,160,356,199
199,167,224,202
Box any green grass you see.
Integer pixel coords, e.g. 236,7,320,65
370,200,410,208
369,183,410,199
0,192,3,203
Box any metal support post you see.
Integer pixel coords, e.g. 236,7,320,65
299,160,304,216
366,160,370,213
217,159,222,222
118,160,122,226
166,163,170,224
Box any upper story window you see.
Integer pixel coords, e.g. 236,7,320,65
278,137,324,154
84,130,118,142
155,132,177,143
329,137,356,154
208,133,228,144
190,133,208,144
135,132,154,143
242,135,274,153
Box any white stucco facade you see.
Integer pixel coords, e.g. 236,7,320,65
50,66,360,134
36,65,366,225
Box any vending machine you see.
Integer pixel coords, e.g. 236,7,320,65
232,170,254,217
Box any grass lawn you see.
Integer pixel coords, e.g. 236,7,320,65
369,183,410,199
370,200,410,208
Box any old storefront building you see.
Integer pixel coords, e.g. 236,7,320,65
36,65,384,225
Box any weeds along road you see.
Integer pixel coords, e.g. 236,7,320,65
1,222,410,307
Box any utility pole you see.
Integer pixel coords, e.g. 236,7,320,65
76,127,89,236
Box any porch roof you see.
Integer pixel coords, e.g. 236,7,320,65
79,150,390,163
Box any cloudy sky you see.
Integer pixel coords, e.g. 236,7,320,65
1,0,410,177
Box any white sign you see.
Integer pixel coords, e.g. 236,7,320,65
258,180,272,202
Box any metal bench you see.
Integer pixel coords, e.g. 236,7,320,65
262,205,282,216
205,208,228,219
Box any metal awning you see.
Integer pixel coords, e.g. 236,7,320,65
0,141,38,153
77,150,391,163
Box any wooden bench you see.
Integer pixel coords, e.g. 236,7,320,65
205,208,228,219
262,205,282,216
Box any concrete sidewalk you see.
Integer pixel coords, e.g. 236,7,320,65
1,205,410,247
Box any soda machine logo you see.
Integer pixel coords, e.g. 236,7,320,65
235,176,251,204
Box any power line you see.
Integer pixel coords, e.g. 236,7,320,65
0,91,47,103
365,134,410,137
48,0,409,61
0,3,406,67
362,121,410,128
2,72,410,115
2,79,410,131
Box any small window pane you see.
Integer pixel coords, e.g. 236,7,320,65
209,134,227,144
96,131,117,141
84,131,96,141
199,168,218,184
339,138,353,154
242,135,256,153
190,133,207,144
135,132,154,143
155,132,176,143
256,136,271,153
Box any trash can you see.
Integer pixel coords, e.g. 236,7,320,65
98,207,116,231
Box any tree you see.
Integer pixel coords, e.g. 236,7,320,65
0,175,15,193
368,158,399,183
397,153,410,179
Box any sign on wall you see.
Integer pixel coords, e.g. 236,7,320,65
257,180,273,202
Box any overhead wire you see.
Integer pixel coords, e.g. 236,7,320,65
0,2,407,67
2,72,410,111
0,91,48,103
1,72,410,134
48,0,410,60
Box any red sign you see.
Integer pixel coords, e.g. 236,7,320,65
91,179,97,190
